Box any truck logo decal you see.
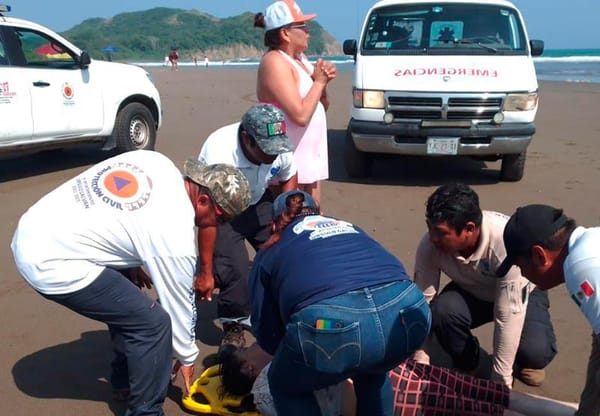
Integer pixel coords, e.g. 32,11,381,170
0,81,16,103
62,82,74,100
394,67,498,78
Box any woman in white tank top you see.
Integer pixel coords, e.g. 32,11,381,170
253,0,337,206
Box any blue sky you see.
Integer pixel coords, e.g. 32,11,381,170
7,0,598,49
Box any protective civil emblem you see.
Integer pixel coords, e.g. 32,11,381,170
90,162,153,211
62,82,74,99
104,170,139,198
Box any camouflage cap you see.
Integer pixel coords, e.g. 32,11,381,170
241,104,294,156
183,159,251,218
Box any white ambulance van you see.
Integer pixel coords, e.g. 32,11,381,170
0,5,162,157
343,0,543,181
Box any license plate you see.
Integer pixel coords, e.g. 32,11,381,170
426,137,459,155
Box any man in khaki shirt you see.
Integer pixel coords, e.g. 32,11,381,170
413,183,557,387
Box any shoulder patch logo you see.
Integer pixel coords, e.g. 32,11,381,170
104,170,139,198
80,162,152,211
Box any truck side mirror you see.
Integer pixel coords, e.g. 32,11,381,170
529,40,544,57
343,39,357,57
78,51,91,69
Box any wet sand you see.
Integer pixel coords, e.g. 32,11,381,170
1,66,599,415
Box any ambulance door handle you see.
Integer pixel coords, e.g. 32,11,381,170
33,81,50,87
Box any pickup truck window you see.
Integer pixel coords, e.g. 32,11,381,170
14,28,77,69
362,3,527,55
0,36,7,65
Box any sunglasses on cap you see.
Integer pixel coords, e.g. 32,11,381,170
286,23,309,31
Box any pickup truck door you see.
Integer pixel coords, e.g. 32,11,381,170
11,27,103,140
0,27,33,144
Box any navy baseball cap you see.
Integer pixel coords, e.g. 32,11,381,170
497,204,568,277
272,190,318,219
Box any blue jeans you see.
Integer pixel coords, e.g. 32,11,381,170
268,280,431,416
43,268,173,416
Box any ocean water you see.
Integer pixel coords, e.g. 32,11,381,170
533,49,600,84
132,48,600,84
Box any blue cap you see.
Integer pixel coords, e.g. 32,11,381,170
272,190,318,219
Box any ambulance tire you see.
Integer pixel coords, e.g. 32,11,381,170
500,151,526,182
114,103,156,152
344,129,371,178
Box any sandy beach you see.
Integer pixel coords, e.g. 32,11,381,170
1,66,599,415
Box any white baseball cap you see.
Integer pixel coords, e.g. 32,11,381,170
264,0,316,31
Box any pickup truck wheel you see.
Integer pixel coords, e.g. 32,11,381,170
114,103,156,152
344,130,371,178
500,152,526,181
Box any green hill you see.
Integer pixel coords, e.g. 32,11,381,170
61,7,342,61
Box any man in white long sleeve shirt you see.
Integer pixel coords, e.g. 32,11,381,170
413,183,557,387
11,150,250,416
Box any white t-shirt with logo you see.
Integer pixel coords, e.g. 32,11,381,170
564,226,600,335
11,150,199,365
198,122,296,205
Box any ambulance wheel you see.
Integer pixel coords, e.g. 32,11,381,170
500,152,526,182
344,129,371,178
114,103,156,152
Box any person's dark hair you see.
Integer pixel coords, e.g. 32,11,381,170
254,12,266,28
239,124,258,148
426,183,482,232
218,344,255,397
260,192,320,249
254,12,283,49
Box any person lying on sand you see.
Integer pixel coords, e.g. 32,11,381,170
219,342,578,416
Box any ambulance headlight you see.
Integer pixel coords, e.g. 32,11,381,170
353,90,385,109
503,93,538,112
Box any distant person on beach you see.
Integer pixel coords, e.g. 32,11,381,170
10,150,251,415
219,342,579,416
412,183,557,388
195,104,297,350
498,204,600,415
254,0,336,207
204,55,209,67
169,48,179,71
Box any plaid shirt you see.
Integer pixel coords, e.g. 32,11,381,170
392,360,509,416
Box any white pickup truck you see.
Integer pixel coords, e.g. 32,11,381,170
343,0,543,181
0,5,162,157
